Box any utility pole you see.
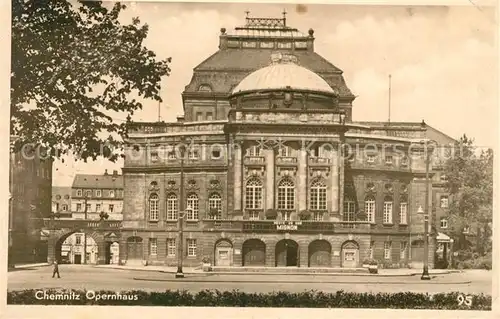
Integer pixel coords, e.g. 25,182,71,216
176,138,187,278
83,193,89,264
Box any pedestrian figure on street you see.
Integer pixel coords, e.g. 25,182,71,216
52,260,60,278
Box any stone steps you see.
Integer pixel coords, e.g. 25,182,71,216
211,266,369,274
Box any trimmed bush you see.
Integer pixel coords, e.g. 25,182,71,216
7,289,492,310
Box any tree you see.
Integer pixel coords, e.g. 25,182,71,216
11,0,171,161
442,135,493,254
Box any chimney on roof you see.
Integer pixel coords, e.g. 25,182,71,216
113,170,118,176
104,169,108,175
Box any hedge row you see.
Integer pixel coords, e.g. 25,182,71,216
7,289,491,310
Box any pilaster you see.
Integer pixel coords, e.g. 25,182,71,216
297,148,308,211
264,149,275,210
330,149,339,214
233,142,243,211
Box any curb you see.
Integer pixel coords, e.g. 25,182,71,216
94,266,460,277
132,277,472,285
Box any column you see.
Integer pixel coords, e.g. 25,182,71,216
330,148,339,214
297,149,308,211
233,143,243,211
264,149,275,211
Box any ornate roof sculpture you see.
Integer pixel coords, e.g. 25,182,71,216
232,52,335,95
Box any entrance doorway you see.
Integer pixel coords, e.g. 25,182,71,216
275,239,299,267
126,236,143,261
341,241,359,268
214,239,233,266
74,254,82,264
242,239,266,266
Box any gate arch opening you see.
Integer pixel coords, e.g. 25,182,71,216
242,239,266,266
308,240,332,267
275,239,299,267
55,231,99,264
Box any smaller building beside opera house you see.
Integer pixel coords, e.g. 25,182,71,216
118,15,456,269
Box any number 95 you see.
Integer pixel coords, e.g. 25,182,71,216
457,294,472,307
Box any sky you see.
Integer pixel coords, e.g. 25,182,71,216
52,2,497,186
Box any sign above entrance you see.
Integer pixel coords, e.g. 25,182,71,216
274,221,302,231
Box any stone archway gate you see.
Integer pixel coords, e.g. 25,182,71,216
43,218,121,264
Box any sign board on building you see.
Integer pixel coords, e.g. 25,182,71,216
274,221,302,231
234,249,241,255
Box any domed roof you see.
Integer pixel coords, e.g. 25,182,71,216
232,53,335,95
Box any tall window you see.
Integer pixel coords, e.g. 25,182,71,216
343,197,356,221
245,178,263,209
400,241,407,260
86,203,91,212
149,238,157,256
96,190,102,197
365,196,375,223
440,217,448,229
85,190,92,197
55,203,60,211
440,195,449,208
149,194,159,221
310,180,327,211
109,190,115,198
96,204,101,212
247,145,262,156
62,204,68,211
187,239,197,257
208,193,222,219
166,194,178,220
109,204,114,213
75,234,82,245
369,241,375,259
399,199,408,224
167,239,176,257
76,189,82,197
186,194,199,220
383,196,393,224
76,203,82,211
384,241,392,260
278,178,295,210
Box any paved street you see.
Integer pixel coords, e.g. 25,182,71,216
7,265,492,295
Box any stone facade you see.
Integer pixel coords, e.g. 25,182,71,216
120,15,454,269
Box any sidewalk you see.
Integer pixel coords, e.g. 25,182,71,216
94,264,461,277
12,263,50,269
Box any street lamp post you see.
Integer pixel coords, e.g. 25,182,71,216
176,139,187,278
421,141,432,280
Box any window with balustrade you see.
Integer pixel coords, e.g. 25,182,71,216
186,194,199,220
343,197,356,221
364,196,375,223
310,179,327,211
208,193,222,219
149,194,159,221
278,178,295,210
166,193,178,220
278,145,293,157
245,178,263,209
247,145,262,156
383,196,393,224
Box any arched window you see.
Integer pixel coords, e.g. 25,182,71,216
399,195,408,225
166,193,178,220
209,193,222,219
365,196,375,223
186,194,199,220
383,196,393,224
149,194,159,221
310,179,327,211
245,178,263,209
343,197,356,221
278,178,295,210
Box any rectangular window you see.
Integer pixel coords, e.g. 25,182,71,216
260,41,275,49
109,204,114,213
196,112,203,121
76,189,82,197
400,241,407,260
369,241,375,259
383,201,393,224
385,155,393,164
62,204,68,211
85,190,92,197
440,195,449,208
167,150,176,160
76,203,82,212
399,202,408,224
440,218,448,229
96,204,101,212
109,190,115,198
86,203,91,212
277,42,292,49
384,241,392,260
55,203,60,211
227,40,239,48
294,41,307,49
166,196,178,220
75,235,82,245
206,112,213,121
365,200,375,223
151,152,159,162
367,154,376,163
167,239,176,257
96,190,102,197
248,210,259,220
187,239,196,257
149,238,157,256
247,145,261,156
188,149,199,160
343,201,356,221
